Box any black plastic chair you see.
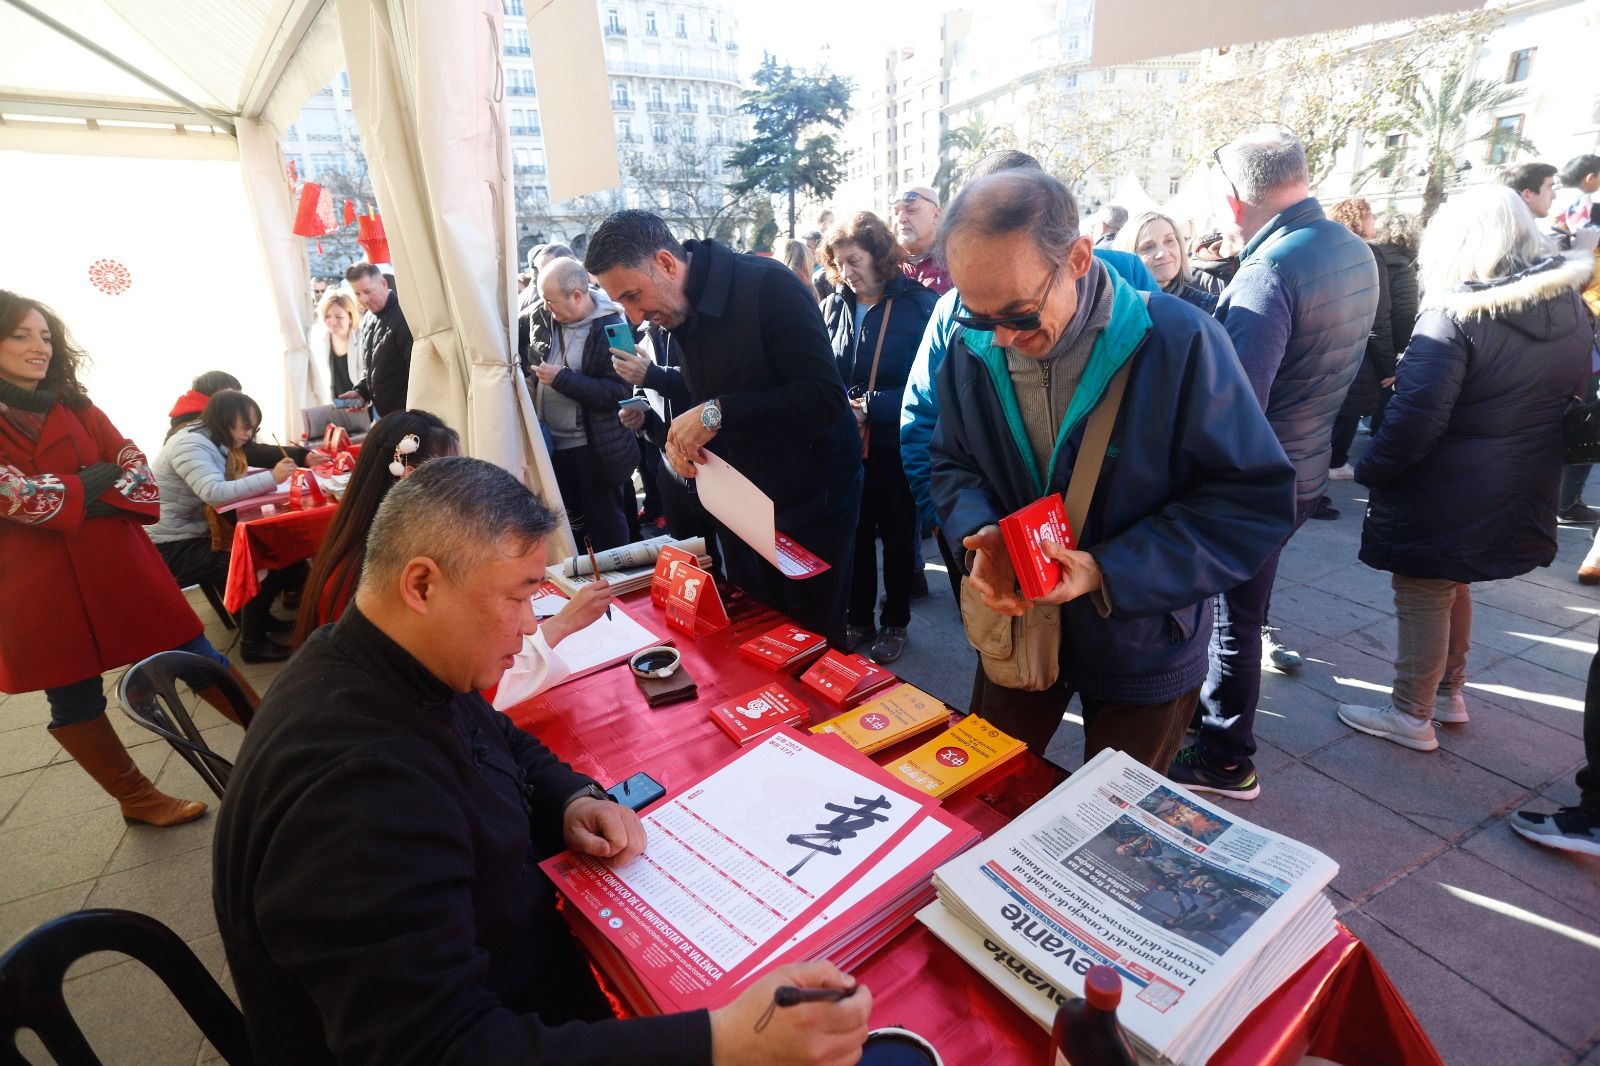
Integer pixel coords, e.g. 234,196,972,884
0,908,254,1066
116,651,254,800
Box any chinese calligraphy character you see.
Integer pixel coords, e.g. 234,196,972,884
785,795,893,876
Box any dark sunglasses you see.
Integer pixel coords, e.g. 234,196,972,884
892,190,939,209
952,267,1061,333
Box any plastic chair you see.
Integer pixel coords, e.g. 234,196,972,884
0,908,254,1066
116,651,254,800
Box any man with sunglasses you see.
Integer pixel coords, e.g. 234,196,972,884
892,185,952,295
929,168,1295,772
1168,128,1378,800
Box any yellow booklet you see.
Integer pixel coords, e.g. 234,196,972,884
888,716,1026,798
809,682,949,755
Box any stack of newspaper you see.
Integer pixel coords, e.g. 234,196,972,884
542,729,978,1015
548,534,710,597
919,748,1338,1066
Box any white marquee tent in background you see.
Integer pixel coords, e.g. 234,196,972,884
0,0,1486,560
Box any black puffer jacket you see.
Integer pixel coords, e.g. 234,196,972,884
1357,255,1596,581
1377,241,1419,353
1340,243,1394,417
820,273,938,454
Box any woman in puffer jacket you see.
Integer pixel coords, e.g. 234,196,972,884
148,390,301,662
1339,186,1595,752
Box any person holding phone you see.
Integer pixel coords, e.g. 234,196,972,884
529,258,639,549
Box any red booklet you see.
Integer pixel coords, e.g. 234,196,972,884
708,683,809,744
999,493,1074,600
738,623,828,671
799,649,897,708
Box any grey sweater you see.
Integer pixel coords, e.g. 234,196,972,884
146,425,277,543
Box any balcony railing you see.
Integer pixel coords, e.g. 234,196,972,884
510,125,542,136
612,98,634,111
507,85,537,96
604,24,626,36
504,44,530,56
514,163,547,175
707,104,730,116
617,133,642,144
605,59,740,84
676,102,696,113
646,99,671,113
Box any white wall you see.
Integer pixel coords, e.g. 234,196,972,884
0,150,288,459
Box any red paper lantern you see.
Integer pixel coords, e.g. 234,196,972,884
293,182,329,238
357,206,391,264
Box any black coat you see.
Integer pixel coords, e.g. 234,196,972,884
1378,241,1420,354
530,301,637,488
355,289,413,417
213,608,711,1064
1357,255,1596,581
1340,243,1395,417
670,239,859,512
820,273,939,454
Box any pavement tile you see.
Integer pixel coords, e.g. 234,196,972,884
0,808,127,905
1431,694,1587,790
2,740,171,832
1260,583,1394,641
82,845,220,945
1299,561,1401,612
0,724,66,779
1360,849,1600,1047
1209,762,1444,901
1466,656,1587,740
1509,626,1598,683
1472,577,1600,628
1459,813,1600,909
0,879,96,956
1247,679,1359,757
0,767,38,825
1305,733,1532,840
100,804,217,878
0,689,52,733
1339,910,1566,1066
40,953,209,1065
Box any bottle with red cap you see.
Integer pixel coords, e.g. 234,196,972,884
1051,965,1138,1066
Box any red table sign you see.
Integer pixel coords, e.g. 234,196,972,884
659,554,729,637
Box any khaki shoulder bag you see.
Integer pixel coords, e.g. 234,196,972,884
959,355,1135,691
856,298,893,460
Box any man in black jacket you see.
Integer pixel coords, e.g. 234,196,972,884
342,261,413,417
214,457,871,1066
531,257,638,549
586,211,862,646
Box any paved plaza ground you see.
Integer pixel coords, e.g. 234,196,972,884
3,452,1598,1064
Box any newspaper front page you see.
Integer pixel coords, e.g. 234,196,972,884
930,749,1337,1063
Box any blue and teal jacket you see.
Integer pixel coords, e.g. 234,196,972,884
929,271,1295,704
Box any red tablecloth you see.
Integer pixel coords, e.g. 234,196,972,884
505,585,1442,1066
222,502,337,612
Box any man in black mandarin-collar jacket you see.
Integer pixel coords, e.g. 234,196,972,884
586,212,863,647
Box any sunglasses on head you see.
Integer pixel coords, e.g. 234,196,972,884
893,190,938,209
951,266,1062,333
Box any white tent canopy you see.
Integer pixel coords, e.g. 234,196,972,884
0,0,577,557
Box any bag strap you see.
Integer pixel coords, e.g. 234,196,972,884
863,298,893,395
1063,356,1133,537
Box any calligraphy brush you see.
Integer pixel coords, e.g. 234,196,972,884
584,535,613,620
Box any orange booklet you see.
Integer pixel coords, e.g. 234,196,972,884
809,683,950,756
886,715,1026,799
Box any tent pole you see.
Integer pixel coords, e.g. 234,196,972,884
2,0,238,135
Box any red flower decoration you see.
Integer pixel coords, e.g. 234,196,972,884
88,259,132,295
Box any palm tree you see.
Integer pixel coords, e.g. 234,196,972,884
934,113,1016,203
1359,64,1536,222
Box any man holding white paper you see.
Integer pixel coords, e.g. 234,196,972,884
587,211,862,646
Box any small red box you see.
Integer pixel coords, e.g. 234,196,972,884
999,494,1074,600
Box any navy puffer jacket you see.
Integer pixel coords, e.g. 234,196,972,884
1357,254,1596,581
1216,198,1380,504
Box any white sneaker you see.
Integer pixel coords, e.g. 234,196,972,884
1262,627,1302,670
1434,691,1469,724
1328,464,1355,481
1338,703,1439,751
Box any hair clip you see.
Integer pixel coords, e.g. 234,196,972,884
389,434,420,477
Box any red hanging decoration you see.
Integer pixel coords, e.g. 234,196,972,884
357,205,391,264
343,199,358,227
293,181,329,238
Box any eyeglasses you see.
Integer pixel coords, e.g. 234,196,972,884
892,190,938,209
952,267,1061,333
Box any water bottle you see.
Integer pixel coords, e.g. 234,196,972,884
1051,965,1137,1066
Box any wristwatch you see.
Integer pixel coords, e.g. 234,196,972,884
565,782,615,809
700,397,722,432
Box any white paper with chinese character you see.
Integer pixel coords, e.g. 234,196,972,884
540,729,934,1011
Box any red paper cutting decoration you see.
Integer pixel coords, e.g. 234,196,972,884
87,259,132,295
357,205,391,264
343,199,357,226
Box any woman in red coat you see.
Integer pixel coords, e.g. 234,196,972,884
0,291,227,827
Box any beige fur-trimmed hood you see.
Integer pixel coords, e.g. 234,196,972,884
1423,252,1597,326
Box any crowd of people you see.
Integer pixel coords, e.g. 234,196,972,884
4,125,1600,1065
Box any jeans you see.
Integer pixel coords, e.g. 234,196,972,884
1330,413,1360,469
1197,496,1318,766
1561,464,1593,513
972,660,1198,771
1390,574,1471,721
1578,619,1600,816
550,444,633,550
43,633,230,728
847,448,917,630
